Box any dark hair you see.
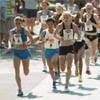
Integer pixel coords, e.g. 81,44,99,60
46,17,55,23
41,0,50,6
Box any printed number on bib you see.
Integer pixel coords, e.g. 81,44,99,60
85,24,93,31
13,34,22,45
40,15,48,23
45,37,57,49
63,29,73,40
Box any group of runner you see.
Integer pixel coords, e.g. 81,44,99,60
37,0,100,92
7,0,100,96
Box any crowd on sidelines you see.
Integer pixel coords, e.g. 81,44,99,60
0,0,100,97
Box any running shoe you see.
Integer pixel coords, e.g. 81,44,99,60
65,87,70,92
75,69,79,76
94,57,97,63
53,81,56,89
78,76,82,82
42,66,47,72
86,69,91,75
55,71,60,80
17,89,23,97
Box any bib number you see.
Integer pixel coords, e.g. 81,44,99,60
13,34,22,45
63,29,73,40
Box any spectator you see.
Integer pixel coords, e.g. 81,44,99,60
24,0,40,35
4,0,15,46
0,0,7,48
92,0,100,8
65,0,79,15
56,0,68,4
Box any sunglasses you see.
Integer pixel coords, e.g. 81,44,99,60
15,22,21,25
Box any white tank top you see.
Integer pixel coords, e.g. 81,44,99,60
44,29,59,49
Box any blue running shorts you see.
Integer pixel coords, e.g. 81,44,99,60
13,49,31,59
44,48,59,60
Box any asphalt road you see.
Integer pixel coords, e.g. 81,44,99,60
0,44,48,100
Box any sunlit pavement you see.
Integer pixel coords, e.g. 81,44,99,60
16,58,100,100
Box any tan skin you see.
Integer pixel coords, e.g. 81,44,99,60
54,12,81,87
8,19,34,90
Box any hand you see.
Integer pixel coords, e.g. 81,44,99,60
59,37,64,41
35,21,40,25
41,23,48,29
7,48,12,53
36,41,44,45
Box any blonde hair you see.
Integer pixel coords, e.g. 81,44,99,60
60,11,72,21
85,3,93,8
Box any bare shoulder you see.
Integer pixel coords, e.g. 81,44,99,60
9,28,15,33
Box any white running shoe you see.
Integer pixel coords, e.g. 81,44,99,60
65,87,70,92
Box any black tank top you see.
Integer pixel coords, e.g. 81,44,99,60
60,22,74,37
83,14,97,33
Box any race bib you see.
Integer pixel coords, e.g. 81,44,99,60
85,24,93,31
45,37,58,49
63,29,73,40
13,34,22,45
40,15,48,23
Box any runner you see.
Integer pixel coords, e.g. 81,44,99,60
82,3,100,64
37,17,59,89
54,11,81,92
7,16,34,96
73,12,85,82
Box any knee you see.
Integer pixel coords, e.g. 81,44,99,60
24,70,29,76
61,67,65,72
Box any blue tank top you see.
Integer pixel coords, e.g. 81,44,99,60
12,27,27,43
39,10,51,22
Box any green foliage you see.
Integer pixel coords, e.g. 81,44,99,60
75,0,86,9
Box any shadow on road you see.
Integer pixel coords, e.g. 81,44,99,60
22,92,42,99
